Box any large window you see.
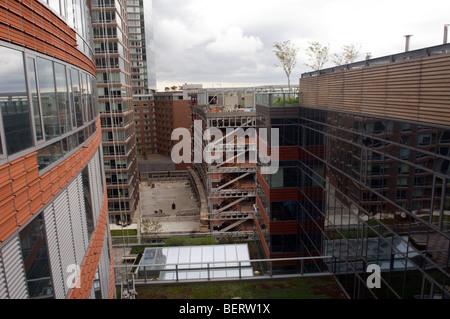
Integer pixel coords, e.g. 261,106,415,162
27,57,44,142
37,57,59,141
19,213,54,299
0,46,33,155
54,62,71,134
70,69,83,127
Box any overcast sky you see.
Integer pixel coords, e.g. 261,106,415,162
152,0,450,91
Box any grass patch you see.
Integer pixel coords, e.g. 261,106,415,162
110,229,137,237
135,277,346,299
164,236,217,247
136,277,345,299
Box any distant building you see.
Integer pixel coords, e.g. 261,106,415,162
127,0,156,94
134,91,192,170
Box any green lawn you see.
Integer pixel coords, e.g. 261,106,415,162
135,276,346,299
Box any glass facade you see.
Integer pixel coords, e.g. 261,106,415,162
19,213,53,299
42,0,94,60
256,101,450,298
0,45,97,167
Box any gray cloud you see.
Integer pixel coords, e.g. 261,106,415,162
152,0,450,90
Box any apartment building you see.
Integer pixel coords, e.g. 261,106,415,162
134,91,192,170
127,0,155,95
92,0,139,224
0,0,113,299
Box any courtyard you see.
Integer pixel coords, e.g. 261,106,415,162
139,179,201,233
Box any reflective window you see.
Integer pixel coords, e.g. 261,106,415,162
0,46,33,155
82,166,95,239
54,62,71,134
37,58,59,141
19,213,54,299
37,140,63,170
70,69,83,127
27,58,44,141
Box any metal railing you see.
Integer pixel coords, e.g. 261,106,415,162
115,255,334,285
255,92,299,107
301,43,450,78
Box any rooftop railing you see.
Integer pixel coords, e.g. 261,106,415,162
255,92,299,107
301,43,450,78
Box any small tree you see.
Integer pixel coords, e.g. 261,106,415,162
332,43,361,66
305,41,330,71
273,40,299,91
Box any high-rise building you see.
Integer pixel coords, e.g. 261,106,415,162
127,0,156,95
255,44,450,298
92,0,139,225
0,0,113,299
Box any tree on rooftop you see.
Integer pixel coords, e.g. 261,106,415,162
332,43,361,66
305,41,330,71
273,40,299,91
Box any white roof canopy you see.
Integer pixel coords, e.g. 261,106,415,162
140,243,254,280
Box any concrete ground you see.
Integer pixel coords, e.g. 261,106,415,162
139,180,201,233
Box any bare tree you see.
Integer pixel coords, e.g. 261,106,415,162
305,41,330,71
332,43,361,66
273,40,299,91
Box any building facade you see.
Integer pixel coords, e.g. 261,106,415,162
92,0,139,224
127,0,154,95
0,0,113,299
134,91,192,169
255,45,450,298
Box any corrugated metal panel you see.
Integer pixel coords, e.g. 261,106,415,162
0,249,9,298
44,204,66,299
68,176,87,264
77,175,88,248
88,155,101,222
1,236,28,299
94,150,105,211
98,235,111,299
53,190,76,294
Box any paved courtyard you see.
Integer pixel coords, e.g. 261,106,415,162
139,180,201,233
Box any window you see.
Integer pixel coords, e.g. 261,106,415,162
37,140,63,170
54,63,71,134
0,46,33,155
70,69,83,127
82,166,95,239
19,213,54,299
37,58,59,140
27,58,44,141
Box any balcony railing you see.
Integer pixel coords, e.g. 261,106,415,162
255,93,299,107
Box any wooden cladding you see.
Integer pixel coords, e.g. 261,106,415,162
300,54,450,127
0,119,102,243
0,0,96,75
